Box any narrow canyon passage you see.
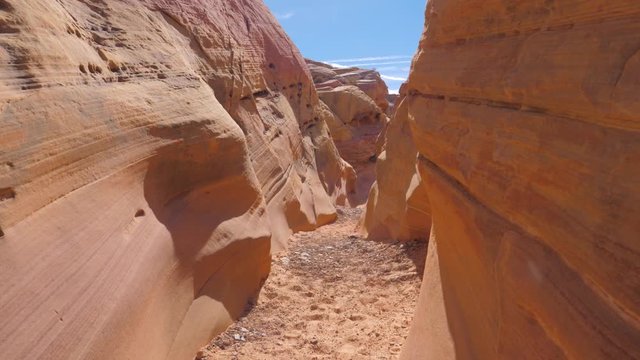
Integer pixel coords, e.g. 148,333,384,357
2,0,639,358
198,207,427,359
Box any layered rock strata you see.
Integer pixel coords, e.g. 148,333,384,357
395,0,640,358
0,0,352,359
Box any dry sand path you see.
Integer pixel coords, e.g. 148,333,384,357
199,206,426,359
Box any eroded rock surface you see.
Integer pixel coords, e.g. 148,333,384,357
0,0,351,359
306,59,389,113
396,0,640,358
306,60,389,205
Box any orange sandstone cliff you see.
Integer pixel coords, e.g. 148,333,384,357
394,0,640,358
0,0,351,359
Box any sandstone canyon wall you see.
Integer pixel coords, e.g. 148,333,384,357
306,60,389,205
0,0,352,359
396,0,640,358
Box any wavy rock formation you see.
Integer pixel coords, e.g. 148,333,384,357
0,0,352,359
397,0,640,358
306,60,388,205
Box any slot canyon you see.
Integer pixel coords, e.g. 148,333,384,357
0,0,638,359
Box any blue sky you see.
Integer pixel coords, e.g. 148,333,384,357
264,0,427,93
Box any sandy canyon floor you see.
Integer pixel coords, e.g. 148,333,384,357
197,206,426,360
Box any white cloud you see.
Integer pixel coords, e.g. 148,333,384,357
373,66,413,73
276,11,295,20
389,89,400,95
381,75,408,81
323,55,411,63
325,62,349,69
342,60,412,68
375,66,402,71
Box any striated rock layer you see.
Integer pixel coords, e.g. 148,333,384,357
0,0,352,359
399,0,640,358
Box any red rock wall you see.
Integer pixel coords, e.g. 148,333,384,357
400,0,640,358
0,0,351,359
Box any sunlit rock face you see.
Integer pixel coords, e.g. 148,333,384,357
0,0,352,359
398,0,640,359
305,59,388,205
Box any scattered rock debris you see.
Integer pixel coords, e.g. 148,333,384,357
199,206,427,359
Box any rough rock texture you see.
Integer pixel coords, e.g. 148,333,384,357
306,60,389,205
363,86,430,242
399,0,640,358
306,59,389,113
318,85,382,130
0,0,352,359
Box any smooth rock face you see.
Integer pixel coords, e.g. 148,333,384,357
400,0,640,358
0,0,350,359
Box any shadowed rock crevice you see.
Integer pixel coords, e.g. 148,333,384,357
0,187,16,201
0,0,14,12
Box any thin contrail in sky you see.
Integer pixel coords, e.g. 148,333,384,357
344,60,412,67
323,55,411,63
381,75,407,81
